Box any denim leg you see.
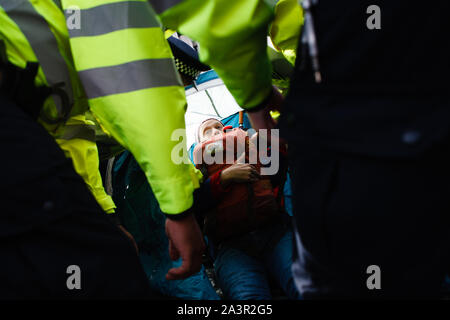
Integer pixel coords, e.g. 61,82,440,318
214,245,271,300
139,253,220,300
264,230,302,300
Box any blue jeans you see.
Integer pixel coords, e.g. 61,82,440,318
140,253,220,300
214,230,301,300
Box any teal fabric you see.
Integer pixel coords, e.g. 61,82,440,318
185,70,220,90
112,151,220,300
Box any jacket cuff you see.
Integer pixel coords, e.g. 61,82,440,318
245,88,273,113
164,210,193,221
106,213,121,225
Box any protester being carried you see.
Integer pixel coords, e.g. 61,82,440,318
192,118,300,300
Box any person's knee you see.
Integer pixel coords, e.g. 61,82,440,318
214,247,271,300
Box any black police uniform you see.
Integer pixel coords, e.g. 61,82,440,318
0,62,151,299
280,0,450,298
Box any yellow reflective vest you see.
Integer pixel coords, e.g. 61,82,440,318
0,0,278,216
269,0,304,66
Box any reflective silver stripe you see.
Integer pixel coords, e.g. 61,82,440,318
66,1,161,38
149,0,183,14
60,124,96,141
0,0,21,11
105,156,116,196
79,58,182,99
1,0,74,109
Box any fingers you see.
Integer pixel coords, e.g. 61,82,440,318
118,225,139,255
168,239,180,261
241,165,260,182
166,241,204,280
165,254,202,281
226,164,261,183
249,166,260,181
164,213,205,281
248,109,276,131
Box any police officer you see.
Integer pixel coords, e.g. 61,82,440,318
0,0,282,298
270,0,449,298
187,0,450,299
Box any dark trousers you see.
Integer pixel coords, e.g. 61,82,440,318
287,139,450,299
0,93,151,299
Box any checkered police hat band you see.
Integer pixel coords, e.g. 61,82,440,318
175,58,201,79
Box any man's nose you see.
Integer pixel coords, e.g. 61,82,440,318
212,128,221,136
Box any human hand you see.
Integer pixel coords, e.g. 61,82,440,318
220,163,260,188
247,86,284,131
165,210,206,280
118,224,139,255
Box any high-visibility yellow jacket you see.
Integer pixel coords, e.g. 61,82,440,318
0,0,277,216
269,0,304,66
